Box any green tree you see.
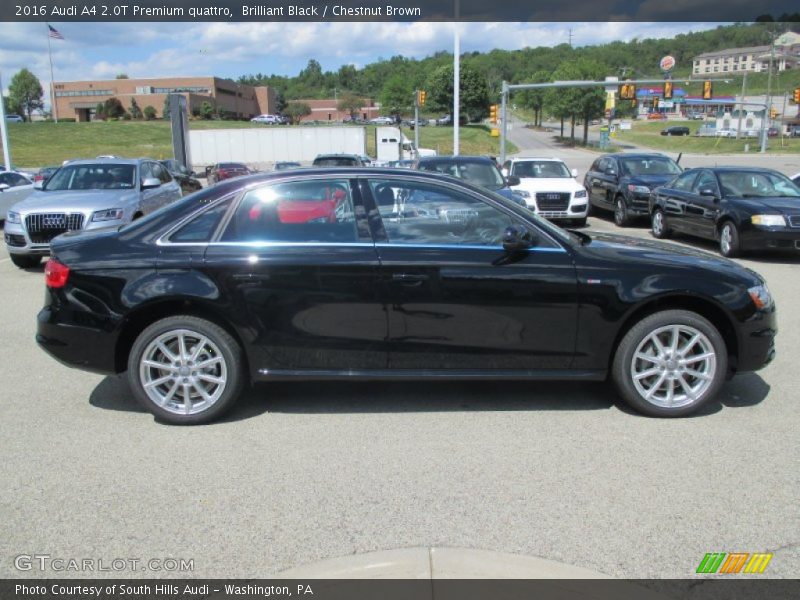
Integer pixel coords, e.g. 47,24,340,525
94,102,106,121
425,64,489,121
378,75,412,117
2,95,21,117
517,70,551,126
116,73,129,79
337,92,363,120
8,68,44,121
274,89,287,114
199,101,215,120
162,97,171,120
103,97,125,119
143,105,157,121
284,102,312,124
129,97,143,120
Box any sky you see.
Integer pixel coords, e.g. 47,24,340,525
0,21,724,105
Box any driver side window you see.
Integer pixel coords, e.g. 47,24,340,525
369,179,534,248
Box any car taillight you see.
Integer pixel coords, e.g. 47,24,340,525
44,259,70,288
33,174,44,182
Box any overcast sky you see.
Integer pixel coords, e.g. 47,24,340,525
0,21,724,103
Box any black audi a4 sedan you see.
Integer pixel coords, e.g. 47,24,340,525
649,167,800,257
36,168,776,424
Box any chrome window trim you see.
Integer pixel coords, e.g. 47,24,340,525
374,242,567,253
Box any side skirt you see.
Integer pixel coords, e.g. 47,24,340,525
255,369,607,382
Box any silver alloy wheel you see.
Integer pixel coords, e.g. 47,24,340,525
139,329,227,415
615,199,625,223
652,211,664,236
720,224,733,254
630,324,716,408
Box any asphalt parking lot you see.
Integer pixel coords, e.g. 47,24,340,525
0,213,798,581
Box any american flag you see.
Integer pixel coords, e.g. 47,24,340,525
48,24,64,40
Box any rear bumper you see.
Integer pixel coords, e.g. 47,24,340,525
37,306,119,375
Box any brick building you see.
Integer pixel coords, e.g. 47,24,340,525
53,76,276,121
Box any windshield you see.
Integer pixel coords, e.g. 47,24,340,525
718,171,800,198
620,157,682,177
44,164,136,191
512,161,571,179
418,160,506,190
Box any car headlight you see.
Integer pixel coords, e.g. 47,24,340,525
6,211,21,224
574,189,587,198
748,284,773,310
627,184,650,194
92,208,125,222
751,214,786,227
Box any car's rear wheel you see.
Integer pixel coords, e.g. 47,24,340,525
612,310,727,417
651,209,670,239
127,315,245,424
10,254,41,269
719,221,741,258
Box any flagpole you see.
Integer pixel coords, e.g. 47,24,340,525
47,23,58,123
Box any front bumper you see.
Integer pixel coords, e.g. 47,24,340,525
736,305,777,373
626,193,651,215
740,227,800,252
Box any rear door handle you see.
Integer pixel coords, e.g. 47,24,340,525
391,273,429,286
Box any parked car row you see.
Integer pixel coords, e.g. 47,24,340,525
583,152,800,257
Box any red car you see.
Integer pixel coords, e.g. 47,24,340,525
205,162,251,185
647,112,668,120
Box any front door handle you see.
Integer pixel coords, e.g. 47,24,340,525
391,273,429,286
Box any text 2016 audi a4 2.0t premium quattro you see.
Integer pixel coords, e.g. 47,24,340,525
36,168,776,424
4,158,182,268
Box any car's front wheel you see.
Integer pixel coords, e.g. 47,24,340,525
127,315,246,424
10,254,41,269
651,209,670,239
614,196,630,227
612,310,727,417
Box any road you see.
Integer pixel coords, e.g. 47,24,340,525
0,139,798,582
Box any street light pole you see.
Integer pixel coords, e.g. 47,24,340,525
761,36,776,153
0,70,12,170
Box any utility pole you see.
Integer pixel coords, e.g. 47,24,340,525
736,71,747,140
0,70,12,170
453,0,460,156
414,90,420,158
761,34,776,153
568,28,573,48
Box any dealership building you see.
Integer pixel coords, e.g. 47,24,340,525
52,76,277,121
295,98,381,121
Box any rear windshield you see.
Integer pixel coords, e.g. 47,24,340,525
220,163,247,169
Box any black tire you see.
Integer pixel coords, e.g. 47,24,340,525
10,254,41,269
127,315,246,425
614,195,631,227
718,221,741,258
651,209,671,239
612,310,727,417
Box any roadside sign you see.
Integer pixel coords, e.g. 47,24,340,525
660,55,676,73
659,100,675,108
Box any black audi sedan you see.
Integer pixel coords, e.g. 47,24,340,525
649,167,800,257
36,168,776,424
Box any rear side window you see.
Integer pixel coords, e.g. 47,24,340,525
221,179,358,243
169,198,233,243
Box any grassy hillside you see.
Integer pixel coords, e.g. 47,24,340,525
614,120,800,154
5,120,515,168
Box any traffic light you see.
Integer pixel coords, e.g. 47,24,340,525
652,96,659,108
417,90,427,106
618,83,636,100
489,104,499,124
702,80,713,100
794,87,800,104
664,81,673,100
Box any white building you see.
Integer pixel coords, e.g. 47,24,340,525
693,32,800,77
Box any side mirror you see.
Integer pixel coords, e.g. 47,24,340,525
605,167,617,177
699,188,718,199
33,180,44,190
141,177,161,190
571,168,578,178
506,175,521,187
501,167,509,177
502,226,533,252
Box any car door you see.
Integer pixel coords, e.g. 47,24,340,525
658,170,699,233
202,175,387,372
588,158,617,208
153,161,181,205
363,176,578,371
686,170,722,239
138,162,160,215
0,172,33,219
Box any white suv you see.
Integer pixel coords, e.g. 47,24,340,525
502,157,589,226
251,114,282,124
